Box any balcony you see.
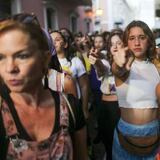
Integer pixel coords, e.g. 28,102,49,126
43,0,92,6
62,0,92,6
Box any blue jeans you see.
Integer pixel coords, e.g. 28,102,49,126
112,118,159,160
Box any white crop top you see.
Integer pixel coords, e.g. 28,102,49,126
116,60,160,108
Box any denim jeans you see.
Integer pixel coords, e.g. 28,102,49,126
112,118,159,160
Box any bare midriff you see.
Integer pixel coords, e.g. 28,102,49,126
120,107,159,145
120,107,158,125
102,94,118,101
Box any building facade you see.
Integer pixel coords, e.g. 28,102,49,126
92,0,160,32
0,0,92,33
155,0,160,29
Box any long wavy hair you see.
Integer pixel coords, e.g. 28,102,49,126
107,28,123,65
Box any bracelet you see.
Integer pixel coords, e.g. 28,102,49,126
116,66,128,77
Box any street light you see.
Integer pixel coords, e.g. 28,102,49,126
95,8,103,16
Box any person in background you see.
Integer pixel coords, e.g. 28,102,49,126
50,30,89,120
73,32,92,74
153,37,160,73
59,28,75,61
102,31,110,49
0,20,87,160
88,29,123,160
87,34,106,152
112,20,160,159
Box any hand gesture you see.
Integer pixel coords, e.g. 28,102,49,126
88,48,99,65
113,47,135,71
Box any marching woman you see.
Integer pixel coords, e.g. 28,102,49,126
0,20,87,160
112,20,160,159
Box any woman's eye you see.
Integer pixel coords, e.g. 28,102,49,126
128,37,135,41
0,54,5,61
19,55,28,59
139,36,146,40
17,52,31,59
117,42,122,45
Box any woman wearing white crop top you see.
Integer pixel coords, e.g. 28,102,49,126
112,20,160,159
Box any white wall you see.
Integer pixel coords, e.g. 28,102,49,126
126,0,155,29
92,0,157,31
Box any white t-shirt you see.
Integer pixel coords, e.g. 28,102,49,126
59,57,86,99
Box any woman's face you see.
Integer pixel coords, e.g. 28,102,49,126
50,32,65,53
127,26,148,60
94,36,104,50
60,29,69,39
0,29,44,93
74,36,82,47
110,35,123,55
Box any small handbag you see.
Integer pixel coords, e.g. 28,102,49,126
116,127,160,156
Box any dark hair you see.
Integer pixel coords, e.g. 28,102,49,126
107,29,123,53
50,30,72,63
93,34,106,50
74,32,83,38
123,20,156,62
107,29,123,63
102,31,110,45
60,27,74,43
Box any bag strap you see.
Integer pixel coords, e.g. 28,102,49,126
0,95,2,110
62,93,76,127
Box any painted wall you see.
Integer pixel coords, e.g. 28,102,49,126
11,0,93,33
21,0,44,27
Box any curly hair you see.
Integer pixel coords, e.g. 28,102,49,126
123,20,156,62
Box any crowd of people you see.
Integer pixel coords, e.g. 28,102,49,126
0,12,160,160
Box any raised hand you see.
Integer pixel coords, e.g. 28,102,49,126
125,49,135,70
88,48,99,65
113,47,135,71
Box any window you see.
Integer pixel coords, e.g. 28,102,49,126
46,8,57,30
84,18,91,33
86,21,90,33
69,12,78,33
0,0,11,19
43,2,58,31
70,16,77,33
156,9,160,17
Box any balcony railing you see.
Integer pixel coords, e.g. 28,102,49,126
64,0,92,6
